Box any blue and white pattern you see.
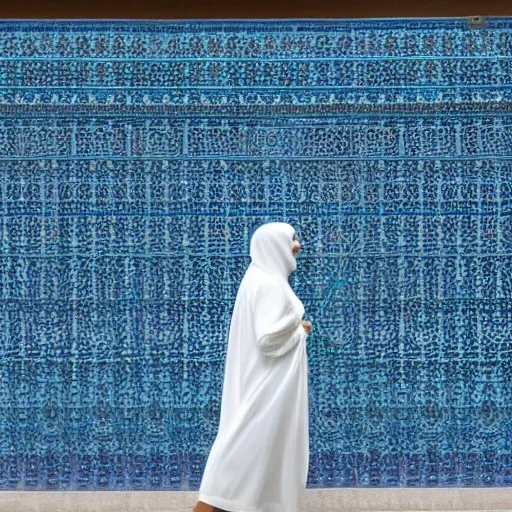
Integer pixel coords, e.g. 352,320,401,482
0,18,511,490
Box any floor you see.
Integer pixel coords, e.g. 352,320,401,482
1,488,511,512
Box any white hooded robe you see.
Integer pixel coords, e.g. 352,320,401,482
197,222,309,512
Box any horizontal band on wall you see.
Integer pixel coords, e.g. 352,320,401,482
1,103,512,116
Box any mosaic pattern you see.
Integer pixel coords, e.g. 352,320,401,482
0,18,511,490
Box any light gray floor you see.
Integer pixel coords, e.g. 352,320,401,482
1,488,512,512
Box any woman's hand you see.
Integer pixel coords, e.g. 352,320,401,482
300,320,312,334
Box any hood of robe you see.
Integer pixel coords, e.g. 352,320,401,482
249,222,298,280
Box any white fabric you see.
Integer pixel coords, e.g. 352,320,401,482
198,222,309,512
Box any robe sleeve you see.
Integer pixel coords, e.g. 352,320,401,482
252,279,307,358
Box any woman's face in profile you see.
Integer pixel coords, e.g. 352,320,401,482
292,233,301,256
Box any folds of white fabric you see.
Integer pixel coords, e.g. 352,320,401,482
198,262,309,512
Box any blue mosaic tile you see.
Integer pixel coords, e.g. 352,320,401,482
0,18,511,490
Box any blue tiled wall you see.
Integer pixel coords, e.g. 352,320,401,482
0,18,511,490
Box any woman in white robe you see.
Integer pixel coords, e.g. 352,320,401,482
193,222,312,512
